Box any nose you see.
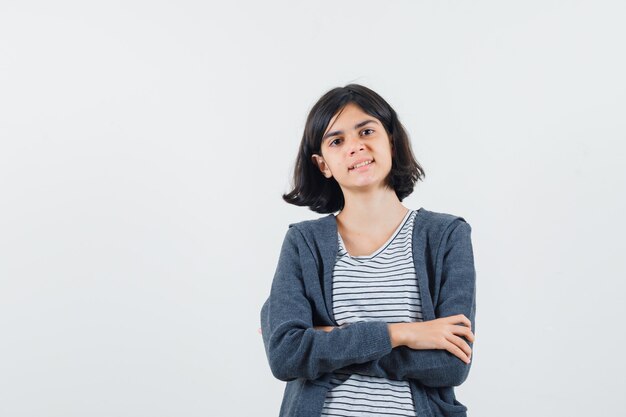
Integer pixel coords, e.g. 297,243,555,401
346,134,365,155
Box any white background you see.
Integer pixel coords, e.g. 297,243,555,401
1,1,625,416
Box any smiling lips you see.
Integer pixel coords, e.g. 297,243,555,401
349,159,374,171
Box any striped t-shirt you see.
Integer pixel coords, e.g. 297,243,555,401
321,209,422,417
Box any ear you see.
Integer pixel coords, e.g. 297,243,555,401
311,154,333,178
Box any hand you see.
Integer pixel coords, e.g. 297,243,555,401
390,314,475,364
313,325,336,332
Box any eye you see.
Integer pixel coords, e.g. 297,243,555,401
362,128,374,135
329,138,342,146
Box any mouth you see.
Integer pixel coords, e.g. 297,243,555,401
349,159,374,171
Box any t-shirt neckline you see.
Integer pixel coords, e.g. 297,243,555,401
337,209,414,259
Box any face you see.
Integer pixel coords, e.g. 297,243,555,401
311,102,393,193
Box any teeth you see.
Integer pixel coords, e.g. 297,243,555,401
352,160,372,169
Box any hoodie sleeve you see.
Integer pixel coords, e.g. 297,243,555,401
260,226,394,382
336,220,477,387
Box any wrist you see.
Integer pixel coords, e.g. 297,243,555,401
387,323,406,348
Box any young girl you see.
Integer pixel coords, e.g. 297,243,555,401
260,84,477,417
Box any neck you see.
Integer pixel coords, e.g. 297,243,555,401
336,186,407,228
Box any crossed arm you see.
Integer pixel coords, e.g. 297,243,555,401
260,221,476,387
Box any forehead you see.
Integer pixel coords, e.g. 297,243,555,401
328,103,378,127
326,103,378,128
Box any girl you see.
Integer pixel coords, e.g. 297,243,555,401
260,84,477,417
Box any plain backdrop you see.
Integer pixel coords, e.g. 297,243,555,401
1,1,625,416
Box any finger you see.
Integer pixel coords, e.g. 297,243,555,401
447,334,472,358
442,314,467,327
451,325,475,343
458,314,471,328
313,326,329,331
449,314,471,329
444,339,471,364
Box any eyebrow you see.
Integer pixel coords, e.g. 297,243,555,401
322,119,378,142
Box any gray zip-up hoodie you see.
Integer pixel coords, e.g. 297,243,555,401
260,207,477,417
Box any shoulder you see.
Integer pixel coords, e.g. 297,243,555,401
417,207,470,229
415,207,472,248
274,214,336,251
287,213,335,234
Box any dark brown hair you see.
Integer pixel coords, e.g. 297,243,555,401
282,83,425,214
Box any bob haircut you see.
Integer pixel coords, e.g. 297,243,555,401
283,83,426,214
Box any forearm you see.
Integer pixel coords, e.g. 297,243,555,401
316,323,403,343
314,323,460,386
263,310,395,381
337,342,472,387
327,319,474,386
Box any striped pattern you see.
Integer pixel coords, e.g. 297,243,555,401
321,209,422,417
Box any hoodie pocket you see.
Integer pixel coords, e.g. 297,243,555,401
299,379,331,417
425,386,468,417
